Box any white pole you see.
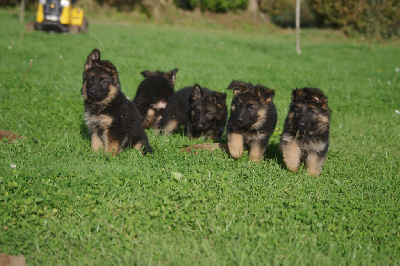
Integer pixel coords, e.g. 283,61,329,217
296,0,301,54
19,0,25,23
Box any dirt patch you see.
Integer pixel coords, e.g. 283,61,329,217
0,254,26,266
181,142,227,154
0,130,25,143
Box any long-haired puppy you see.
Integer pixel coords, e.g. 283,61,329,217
158,84,227,141
226,80,277,161
133,68,178,129
81,49,152,155
279,87,331,176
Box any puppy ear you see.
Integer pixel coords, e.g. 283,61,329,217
255,85,275,103
227,80,242,90
166,68,179,86
212,92,227,109
227,80,247,95
255,84,274,97
213,92,227,101
85,49,101,71
140,70,153,78
312,95,328,105
266,88,275,99
192,84,203,102
100,60,118,73
292,88,304,101
309,88,328,105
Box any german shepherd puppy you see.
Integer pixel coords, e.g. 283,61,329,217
133,68,178,129
279,87,331,176
158,84,227,140
81,49,152,155
226,80,277,162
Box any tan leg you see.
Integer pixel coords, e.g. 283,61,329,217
281,141,301,172
306,152,326,177
91,131,104,152
134,141,144,152
163,119,178,135
106,140,121,156
142,108,155,129
153,115,162,130
228,133,244,159
249,141,266,162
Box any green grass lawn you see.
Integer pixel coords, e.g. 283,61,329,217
1,8,400,265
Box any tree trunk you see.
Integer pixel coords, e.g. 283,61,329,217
141,0,160,18
296,0,301,54
247,0,258,13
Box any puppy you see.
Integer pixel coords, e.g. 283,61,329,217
280,87,331,176
133,68,178,129
226,80,277,161
81,49,152,155
158,84,227,140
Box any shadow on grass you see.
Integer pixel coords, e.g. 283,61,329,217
180,138,287,170
80,121,90,140
264,143,286,170
79,120,287,170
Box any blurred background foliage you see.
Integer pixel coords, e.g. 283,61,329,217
2,0,399,39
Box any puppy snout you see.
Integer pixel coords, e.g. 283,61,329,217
88,87,97,96
237,116,247,127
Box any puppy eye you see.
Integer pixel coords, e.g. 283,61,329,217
309,110,315,115
248,106,255,111
101,79,108,86
206,112,212,117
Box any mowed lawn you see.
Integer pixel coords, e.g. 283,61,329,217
1,8,399,264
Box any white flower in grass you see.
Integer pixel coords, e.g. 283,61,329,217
395,110,400,114
10,164,16,168
388,81,391,85
8,46,12,50
59,55,63,59
396,68,400,73
172,171,183,181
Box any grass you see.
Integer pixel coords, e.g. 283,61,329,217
1,8,400,265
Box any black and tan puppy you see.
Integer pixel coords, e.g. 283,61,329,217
280,87,331,176
81,49,152,155
133,68,178,129
226,80,277,162
158,84,227,140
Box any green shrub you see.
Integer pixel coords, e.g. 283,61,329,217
259,0,319,27
175,0,248,13
306,0,400,38
258,0,292,16
174,0,199,10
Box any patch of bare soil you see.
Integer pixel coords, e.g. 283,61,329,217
0,254,26,266
181,142,227,154
0,130,25,143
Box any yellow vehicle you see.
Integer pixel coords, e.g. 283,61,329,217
34,0,88,33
